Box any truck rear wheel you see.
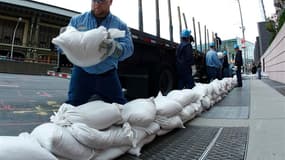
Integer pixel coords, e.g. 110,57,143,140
158,68,175,96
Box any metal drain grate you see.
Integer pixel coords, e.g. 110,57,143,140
118,126,219,160
118,126,249,160
205,127,248,160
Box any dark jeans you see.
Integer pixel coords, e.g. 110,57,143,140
257,68,261,79
66,66,127,106
177,73,195,89
222,67,230,78
236,66,242,86
177,65,195,89
207,66,220,82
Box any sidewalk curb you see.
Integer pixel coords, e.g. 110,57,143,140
47,70,71,79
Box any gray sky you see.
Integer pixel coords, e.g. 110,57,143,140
34,0,275,43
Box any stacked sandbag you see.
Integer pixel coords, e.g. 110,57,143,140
68,122,134,149
0,77,238,160
31,123,96,160
128,122,160,156
50,101,123,130
121,98,157,127
192,83,211,110
33,101,136,160
120,98,159,156
0,132,58,160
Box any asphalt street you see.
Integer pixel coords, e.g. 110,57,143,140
0,73,69,135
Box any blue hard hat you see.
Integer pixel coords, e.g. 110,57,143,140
209,42,215,47
181,29,191,38
234,44,239,49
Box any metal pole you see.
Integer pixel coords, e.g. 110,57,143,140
177,6,182,36
11,17,22,60
204,25,207,53
237,0,246,72
182,13,188,29
168,0,173,41
138,0,143,31
260,0,267,20
155,0,160,37
207,29,210,50
198,22,202,52
192,17,198,50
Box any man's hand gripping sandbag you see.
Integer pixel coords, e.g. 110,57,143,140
52,26,125,67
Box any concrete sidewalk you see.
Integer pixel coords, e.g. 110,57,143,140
190,79,285,160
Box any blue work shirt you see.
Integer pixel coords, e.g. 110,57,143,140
68,11,134,74
206,49,222,68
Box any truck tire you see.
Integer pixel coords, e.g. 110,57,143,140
159,67,176,95
149,66,176,97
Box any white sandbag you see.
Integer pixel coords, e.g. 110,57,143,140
192,102,203,115
217,52,224,59
50,101,122,130
0,132,57,160
131,122,160,147
179,104,196,123
121,98,156,127
156,129,173,136
143,122,161,135
154,115,185,130
128,135,156,157
52,26,125,67
31,123,95,160
201,95,211,110
154,92,183,117
93,146,130,160
211,80,222,96
167,89,200,107
69,122,134,149
192,83,208,98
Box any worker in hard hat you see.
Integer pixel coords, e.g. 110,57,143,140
176,29,195,89
234,44,243,87
206,42,222,82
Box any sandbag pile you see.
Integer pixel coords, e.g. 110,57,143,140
0,77,238,160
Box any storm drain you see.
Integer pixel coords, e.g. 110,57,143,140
204,127,248,160
118,126,248,160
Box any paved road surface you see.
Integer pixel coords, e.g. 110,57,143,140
0,73,69,135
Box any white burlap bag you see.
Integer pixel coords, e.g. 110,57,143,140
131,122,160,147
52,26,125,67
154,92,183,117
154,115,185,130
128,135,156,157
167,89,200,107
69,122,134,149
0,132,57,160
179,104,196,123
121,98,156,127
31,123,96,160
50,101,122,130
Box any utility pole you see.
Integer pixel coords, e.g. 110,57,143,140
237,0,247,72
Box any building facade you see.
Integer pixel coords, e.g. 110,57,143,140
0,0,79,63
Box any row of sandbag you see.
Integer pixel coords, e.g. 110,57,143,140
0,77,237,160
